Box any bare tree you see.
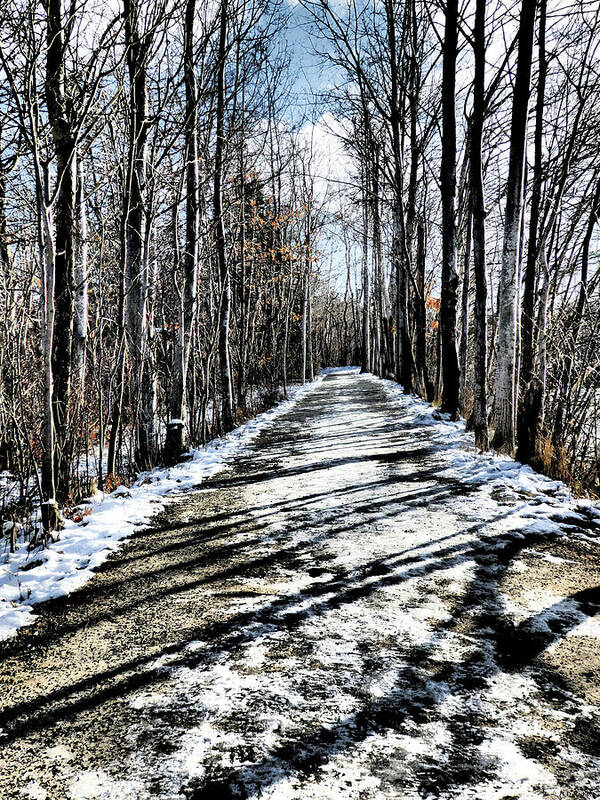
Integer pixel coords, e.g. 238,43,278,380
493,0,537,453
439,0,460,418
469,0,488,450
166,0,199,463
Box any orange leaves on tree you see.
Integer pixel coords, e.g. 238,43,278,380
425,294,441,332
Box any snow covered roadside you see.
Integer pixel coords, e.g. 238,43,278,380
363,373,600,645
0,378,323,642
364,372,600,538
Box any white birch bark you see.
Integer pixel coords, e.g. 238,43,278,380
41,202,56,507
73,160,88,385
493,0,536,453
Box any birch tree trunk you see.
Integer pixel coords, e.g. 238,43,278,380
73,160,88,387
40,200,57,514
166,0,199,463
470,0,489,450
493,0,536,453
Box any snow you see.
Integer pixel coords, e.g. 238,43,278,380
69,771,144,800
0,378,323,642
62,370,600,797
2,520,21,537
364,373,597,528
355,375,600,647
470,736,557,799
23,783,48,800
7,368,600,798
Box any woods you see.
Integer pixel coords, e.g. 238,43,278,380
1,0,600,537
0,0,327,531
2,3,600,794
302,0,600,492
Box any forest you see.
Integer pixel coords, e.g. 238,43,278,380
0,0,599,536
3,1,600,797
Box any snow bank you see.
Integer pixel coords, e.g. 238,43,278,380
0,378,323,642
363,372,600,532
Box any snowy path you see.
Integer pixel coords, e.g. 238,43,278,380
1,369,600,800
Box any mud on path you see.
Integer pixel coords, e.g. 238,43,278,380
1,369,600,799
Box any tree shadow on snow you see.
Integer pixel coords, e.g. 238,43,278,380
181,534,600,800
0,372,596,797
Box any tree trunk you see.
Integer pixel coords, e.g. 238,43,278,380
519,0,547,395
301,270,308,383
458,208,472,407
73,160,88,387
361,174,370,373
40,198,57,510
398,246,412,393
371,143,384,377
46,0,77,497
307,273,314,381
124,0,153,468
405,3,422,396
166,0,199,463
415,221,433,400
470,0,489,451
440,0,460,418
493,0,536,453
215,0,234,431
384,0,411,391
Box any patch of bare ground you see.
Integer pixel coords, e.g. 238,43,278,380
502,537,600,705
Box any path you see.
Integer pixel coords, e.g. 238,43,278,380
1,369,600,800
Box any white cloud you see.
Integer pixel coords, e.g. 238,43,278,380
296,112,354,206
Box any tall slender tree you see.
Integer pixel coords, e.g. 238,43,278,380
124,0,154,467
470,0,489,450
166,0,199,462
215,0,234,430
46,0,77,496
493,0,537,453
440,0,460,418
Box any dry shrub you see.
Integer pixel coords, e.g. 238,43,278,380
533,434,555,475
551,444,571,484
105,473,123,493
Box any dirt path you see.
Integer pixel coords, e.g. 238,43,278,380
1,370,600,800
